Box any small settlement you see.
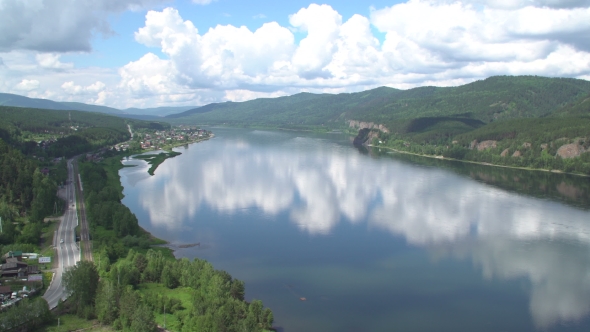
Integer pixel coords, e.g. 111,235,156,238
115,126,211,151
0,251,42,310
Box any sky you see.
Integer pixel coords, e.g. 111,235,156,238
1,0,590,110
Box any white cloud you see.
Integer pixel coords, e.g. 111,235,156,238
113,2,590,106
2,1,590,108
36,53,74,69
61,80,105,95
0,0,169,52
289,4,342,78
15,79,40,91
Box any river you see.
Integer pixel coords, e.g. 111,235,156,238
119,127,590,332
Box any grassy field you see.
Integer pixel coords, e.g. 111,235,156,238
137,283,193,331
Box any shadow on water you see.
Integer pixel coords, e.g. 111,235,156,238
372,148,590,210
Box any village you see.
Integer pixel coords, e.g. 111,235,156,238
0,251,43,310
114,125,212,152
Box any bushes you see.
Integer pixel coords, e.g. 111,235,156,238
0,298,53,331
91,249,274,332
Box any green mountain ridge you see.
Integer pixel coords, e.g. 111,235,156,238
0,93,198,117
166,76,590,134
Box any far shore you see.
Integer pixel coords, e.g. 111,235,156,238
368,144,590,178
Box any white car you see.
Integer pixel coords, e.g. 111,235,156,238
60,239,64,244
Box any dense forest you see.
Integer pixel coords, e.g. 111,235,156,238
0,106,169,252
0,106,169,158
65,154,274,331
166,76,590,131
0,139,61,248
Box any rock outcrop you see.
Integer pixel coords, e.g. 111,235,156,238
348,120,389,133
476,140,497,151
469,140,497,151
540,143,548,150
556,143,586,159
500,148,510,157
522,142,531,149
353,128,380,146
512,150,522,157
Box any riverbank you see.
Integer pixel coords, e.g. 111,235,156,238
133,151,181,175
369,144,590,178
127,134,214,176
80,135,276,332
157,133,215,151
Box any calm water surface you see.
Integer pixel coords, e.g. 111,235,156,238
119,128,590,332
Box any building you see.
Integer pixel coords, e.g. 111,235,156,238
0,258,29,278
3,251,22,261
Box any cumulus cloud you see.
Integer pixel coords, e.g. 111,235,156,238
15,79,40,91
0,0,168,52
36,53,74,69
2,1,590,108
61,81,106,95
113,1,590,105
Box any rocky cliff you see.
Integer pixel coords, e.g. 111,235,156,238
353,128,380,146
348,120,389,133
556,143,586,159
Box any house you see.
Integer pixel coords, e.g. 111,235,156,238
0,259,29,278
40,167,50,176
27,265,39,274
4,251,22,261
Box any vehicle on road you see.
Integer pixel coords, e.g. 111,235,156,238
60,238,64,244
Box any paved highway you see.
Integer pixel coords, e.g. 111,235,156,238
73,159,93,262
43,158,81,309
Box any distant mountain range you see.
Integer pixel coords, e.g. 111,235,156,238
0,93,196,118
165,76,590,134
3,76,590,135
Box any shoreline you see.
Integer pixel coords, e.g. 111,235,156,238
368,144,590,178
119,135,216,253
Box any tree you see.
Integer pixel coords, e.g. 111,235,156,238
95,280,118,325
130,304,158,332
63,260,99,316
0,298,52,331
17,222,41,244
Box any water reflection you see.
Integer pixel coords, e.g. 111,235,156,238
446,239,590,328
122,130,590,329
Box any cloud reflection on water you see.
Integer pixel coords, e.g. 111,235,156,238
129,134,590,328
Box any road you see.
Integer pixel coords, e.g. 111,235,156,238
73,158,93,262
43,158,81,309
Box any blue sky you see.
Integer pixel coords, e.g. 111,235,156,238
1,0,590,109
64,0,399,68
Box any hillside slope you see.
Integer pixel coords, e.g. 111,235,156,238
0,106,169,157
166,76,590,134
0,93,197,117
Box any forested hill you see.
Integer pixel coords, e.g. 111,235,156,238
0,93,198,117
0,93,122,114
0,106,169,157
166,76,590,131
